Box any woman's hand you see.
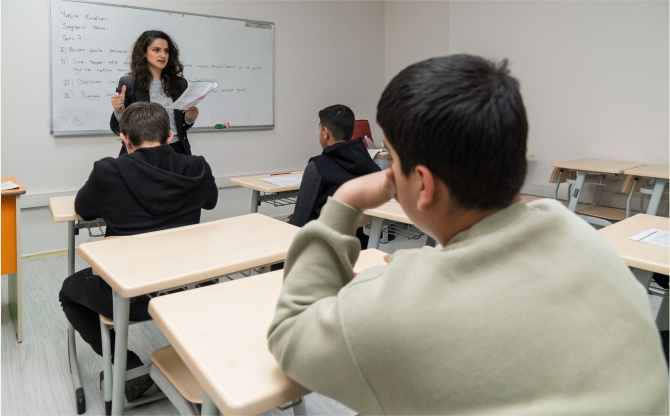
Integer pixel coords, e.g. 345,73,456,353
333,169,396,212
111,85,126,110
184,107,199,121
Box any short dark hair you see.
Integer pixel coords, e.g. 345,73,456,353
319,104,355,142
119,102,171,147
377,55,528,210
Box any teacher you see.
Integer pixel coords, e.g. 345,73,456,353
110,30,198,155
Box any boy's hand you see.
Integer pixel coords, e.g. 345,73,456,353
333,169,396,211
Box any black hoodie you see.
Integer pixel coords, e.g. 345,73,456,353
75,145,218,237
289,137,380,227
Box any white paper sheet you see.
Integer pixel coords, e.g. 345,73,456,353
259,174,303,187
368,149,383,159
628,228,669,248
169,81,218,110
1,181,20,191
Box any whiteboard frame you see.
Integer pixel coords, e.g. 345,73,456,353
49,0,275,136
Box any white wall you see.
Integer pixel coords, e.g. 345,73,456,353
449,1,669,202
2,0,386,255
384,1,449,83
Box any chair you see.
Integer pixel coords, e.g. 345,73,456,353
99,315,165,415
150,346,203,415
351,120,374,148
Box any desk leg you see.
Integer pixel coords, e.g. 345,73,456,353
65,220,86,413
293,398,307,416
567,170,586,213
367,217,383,249
111,291,130,416
591,176,605,206
201,391,221,416
631,268,654,290
251,190,260,214
646,179,668,216
656,291,668,331
425,236,437,247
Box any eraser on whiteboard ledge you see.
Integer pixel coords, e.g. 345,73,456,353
214,122,231,129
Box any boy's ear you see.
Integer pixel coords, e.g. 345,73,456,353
165,131,174,145
415,165,436,211
322,126,330,140
120,133,131,149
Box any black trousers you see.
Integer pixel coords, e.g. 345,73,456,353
59,267,151,357
119,140,187,156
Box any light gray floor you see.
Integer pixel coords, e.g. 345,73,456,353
1,231,664,415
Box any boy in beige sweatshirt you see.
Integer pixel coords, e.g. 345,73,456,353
267,55,669,415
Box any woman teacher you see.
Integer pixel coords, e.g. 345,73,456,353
110,30,199,155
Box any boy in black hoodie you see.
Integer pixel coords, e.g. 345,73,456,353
289,105,380,246
59,102,218,401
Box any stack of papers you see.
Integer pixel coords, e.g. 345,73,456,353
1,181,20,191
628,228,669,248
259,174,303,187
170,81,218,110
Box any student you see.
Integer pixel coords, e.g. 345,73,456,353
268,55,669,414
288,104,380,246
60,102,218,401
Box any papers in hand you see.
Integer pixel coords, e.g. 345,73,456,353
170,81,218,110
1,181,20,191
628,228,669,248
259,174,303,187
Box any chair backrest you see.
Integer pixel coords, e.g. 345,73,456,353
351,120,373,148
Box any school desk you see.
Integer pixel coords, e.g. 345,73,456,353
77,214,300,416
598,214,669,330
2,176,26,342
230,171,303,214
363,201,436,249
48,195,107,413
621,164,669,217
550,158,646,226
148,248,388,416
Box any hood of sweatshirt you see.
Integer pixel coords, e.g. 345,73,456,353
321,137,376,176
116,145,209,216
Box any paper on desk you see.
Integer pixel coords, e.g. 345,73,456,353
628,228,669,248
259,174,303,187
1,181,20,191
169,81,218,110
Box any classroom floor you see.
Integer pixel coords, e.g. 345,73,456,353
1,232,663,416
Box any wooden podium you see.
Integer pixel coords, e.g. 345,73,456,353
2,176,25,342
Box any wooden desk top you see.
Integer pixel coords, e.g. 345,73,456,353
78,214,299,298
48,196,82,222
551,158,645,174
623,164,669,180
229,171,304,193
1,176,26,196
364,201,411,224
598,214,669,275
148,248,387,416
374,152,392,160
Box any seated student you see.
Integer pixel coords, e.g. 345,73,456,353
268,55,669,414
288,104,380,246
59,102,218,401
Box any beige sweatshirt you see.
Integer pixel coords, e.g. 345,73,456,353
268,198,669,415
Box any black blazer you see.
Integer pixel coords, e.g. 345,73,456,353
110,75,194,155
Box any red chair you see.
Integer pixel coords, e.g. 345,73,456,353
351,120,374,148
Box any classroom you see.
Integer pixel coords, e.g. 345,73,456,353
1,0,668,415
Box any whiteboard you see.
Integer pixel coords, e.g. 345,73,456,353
49,0,274,135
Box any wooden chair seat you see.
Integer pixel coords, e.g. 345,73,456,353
575,205,637,222
151,346,203,404
99,315,138,326
520,195,545,203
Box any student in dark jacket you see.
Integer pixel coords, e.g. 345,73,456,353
289,105,380,246
59,102,218,401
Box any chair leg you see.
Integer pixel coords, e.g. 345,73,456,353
68,324,86,414
149,364,199,415
100,320,113,415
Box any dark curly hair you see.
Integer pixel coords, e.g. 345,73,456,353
129,30,184,96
